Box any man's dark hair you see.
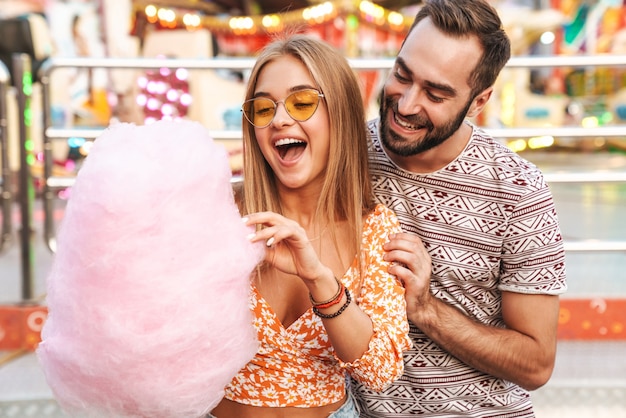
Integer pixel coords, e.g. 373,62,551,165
407,0,511,96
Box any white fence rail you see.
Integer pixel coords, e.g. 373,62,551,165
35,55,626,254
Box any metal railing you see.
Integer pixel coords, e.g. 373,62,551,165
0,60,11,253
37,55,626,255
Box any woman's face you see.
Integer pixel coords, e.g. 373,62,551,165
251,55,330,193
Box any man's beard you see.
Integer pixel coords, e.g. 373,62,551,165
379,93,472,157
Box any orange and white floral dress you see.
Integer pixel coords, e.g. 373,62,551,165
223,204,412,407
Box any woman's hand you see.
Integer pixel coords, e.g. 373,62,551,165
243,212,327,282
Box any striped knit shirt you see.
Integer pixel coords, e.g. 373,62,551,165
351,119,567,417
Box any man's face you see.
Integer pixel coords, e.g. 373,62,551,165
379,18,483,157
379,88,473,157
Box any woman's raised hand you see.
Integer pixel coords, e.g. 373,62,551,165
243,212,327,282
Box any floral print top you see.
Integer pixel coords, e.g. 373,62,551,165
224,204,412,407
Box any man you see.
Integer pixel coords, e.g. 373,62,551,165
352,0,567,416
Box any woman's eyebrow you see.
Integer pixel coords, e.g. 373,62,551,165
253,84,318,98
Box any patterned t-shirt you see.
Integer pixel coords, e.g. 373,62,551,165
352,120,567,417
224,204,413,407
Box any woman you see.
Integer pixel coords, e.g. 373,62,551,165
211,35,411,418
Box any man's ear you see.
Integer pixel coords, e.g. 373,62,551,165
466,87,493,118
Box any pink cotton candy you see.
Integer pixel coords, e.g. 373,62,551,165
37,120,263,418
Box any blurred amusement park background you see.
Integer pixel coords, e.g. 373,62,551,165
0,0,626,175
0,0,625,417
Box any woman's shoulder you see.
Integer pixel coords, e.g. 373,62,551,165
362,204,400,236
367,203,396,220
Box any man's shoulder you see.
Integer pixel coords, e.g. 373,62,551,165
469,125,514,155
367,118,379,128
469,125,529,161
366,118,382,154
468,125,546,185
367,118,380,138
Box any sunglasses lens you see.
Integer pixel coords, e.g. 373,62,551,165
285,90,321,121
243,98,275,127
242,90,321,127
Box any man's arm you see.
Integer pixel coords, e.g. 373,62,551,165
384,232,560,391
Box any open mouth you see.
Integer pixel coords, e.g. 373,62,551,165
394,113,426,131
275,138,307,161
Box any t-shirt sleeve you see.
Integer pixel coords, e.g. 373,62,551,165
499,179,567,295
338,204,413,391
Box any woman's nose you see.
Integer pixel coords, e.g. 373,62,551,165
270,101,294,127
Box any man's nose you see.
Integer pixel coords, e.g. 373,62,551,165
397,85,423,116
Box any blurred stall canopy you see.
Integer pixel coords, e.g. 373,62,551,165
133,0,422,15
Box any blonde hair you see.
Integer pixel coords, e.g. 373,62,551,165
241,34,375,273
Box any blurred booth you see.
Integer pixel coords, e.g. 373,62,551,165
0,13,52,84
0,13,54,172
139,29,245,131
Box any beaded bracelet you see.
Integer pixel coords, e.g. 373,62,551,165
312,287,351,319
309,277,344,309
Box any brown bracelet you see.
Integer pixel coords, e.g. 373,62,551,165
312,287,351,319
309,277,344,309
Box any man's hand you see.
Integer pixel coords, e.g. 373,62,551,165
381,231,559,390
383,232,433,321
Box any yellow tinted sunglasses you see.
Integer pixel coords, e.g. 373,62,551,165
242,89,325,128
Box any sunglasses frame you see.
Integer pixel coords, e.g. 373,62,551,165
241,89,325,128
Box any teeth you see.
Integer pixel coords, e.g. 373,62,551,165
395,115,417,130
275,138,304,147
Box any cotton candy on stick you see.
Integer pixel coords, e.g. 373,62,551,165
37,120,263,418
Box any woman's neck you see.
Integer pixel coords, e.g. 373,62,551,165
277,186,324,231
